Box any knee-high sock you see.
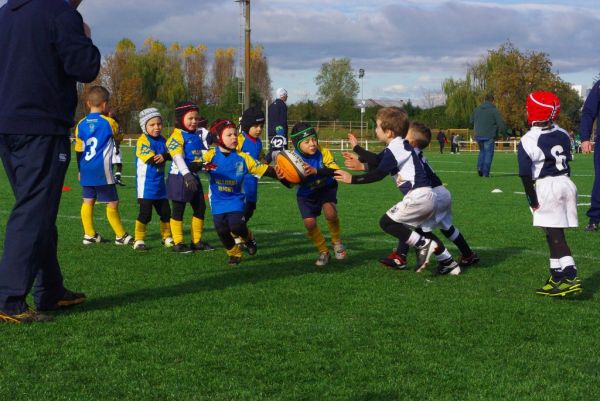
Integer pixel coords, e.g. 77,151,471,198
441,226,473,257
135,220,146,242
191,216,204,244
307,226,328,253
170,219,184,244
106,206,126,238
226,244,242,257
160,221,172,240
81,202,95,237
326,218,341,244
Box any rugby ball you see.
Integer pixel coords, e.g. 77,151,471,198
275,150,306,184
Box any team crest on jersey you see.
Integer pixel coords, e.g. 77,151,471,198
140,144,152,155
235,161,245,178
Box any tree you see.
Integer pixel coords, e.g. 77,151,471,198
210,48,236,104
315,58,359,119
443,42,582,131
250,44,271,107
182,44,208,106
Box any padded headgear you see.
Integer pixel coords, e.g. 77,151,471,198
291,122,318,152
209,118,237,146
175,101,199,131
526,91,560,126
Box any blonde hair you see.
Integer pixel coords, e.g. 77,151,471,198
375,107,409,138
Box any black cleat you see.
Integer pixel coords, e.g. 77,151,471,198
585,222,598,232
38,289,86,311
228,256,242,266
190,241,215,251
459,252,480,267
172,243,193,253
244,239,257,255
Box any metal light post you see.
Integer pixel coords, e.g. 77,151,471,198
358,68,365,140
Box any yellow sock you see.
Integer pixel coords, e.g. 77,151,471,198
226,244,242,257
171,219,184,244
106,206,126,238
307,226,328,253
135,220,146,242
191,217,204,244
160,221,172,240
81,202,95,237
326,218,341,244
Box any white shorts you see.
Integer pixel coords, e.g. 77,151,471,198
112,146,122,164
421,186,452,232
533,175,578,228
386,187,435,227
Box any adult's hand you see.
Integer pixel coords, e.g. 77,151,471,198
347,133,358,148
582,140,592,154
82,22,91,39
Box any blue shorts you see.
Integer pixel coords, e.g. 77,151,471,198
167,173,204,203
297,186,338,219
82,184,119,202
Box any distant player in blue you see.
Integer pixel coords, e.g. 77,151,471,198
335,107,460,275
518,91,581,297
75,86,132,246
133,108,174,251
579,81,600,231
166,101,214,253
204,119,288,265
282,122,346,267
237,106,266,222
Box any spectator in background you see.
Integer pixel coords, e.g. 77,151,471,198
267,88,288,163
579,81,600,231
451,132,460,154
437,130,447,153
470,94,505,177
0,0,101,323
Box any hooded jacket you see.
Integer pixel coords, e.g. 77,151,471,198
470,101,506,140
0,0,101,135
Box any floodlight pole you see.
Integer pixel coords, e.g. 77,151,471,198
244,0,251,110
359,68,365,141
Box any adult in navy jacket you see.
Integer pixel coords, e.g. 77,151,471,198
266,88,289,163
580,81,600,231
0,0,100,323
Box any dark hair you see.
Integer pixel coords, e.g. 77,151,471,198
375,107,409,138
86,86,110,107
485,93,495,102
408,122,432,149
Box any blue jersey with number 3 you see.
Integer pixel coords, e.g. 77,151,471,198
75,112,119,186
517,124,572,179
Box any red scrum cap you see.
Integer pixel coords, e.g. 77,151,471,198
209,118,237,145
526,91,560,126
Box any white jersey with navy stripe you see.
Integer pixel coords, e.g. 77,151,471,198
378,137,431,194
517,124,572,179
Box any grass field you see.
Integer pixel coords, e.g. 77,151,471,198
1,147,600,401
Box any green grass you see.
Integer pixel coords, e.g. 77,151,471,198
1,148,600,400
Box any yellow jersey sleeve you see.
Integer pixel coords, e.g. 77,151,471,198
240,151,269,177
321,146,340,170
136,134,155,163
236,134,245,153
102,115,123,142
74,119,84,152
202,148,216,164
166,129,185,157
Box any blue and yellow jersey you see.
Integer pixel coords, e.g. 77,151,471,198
203,148,269,215
135,133,168,199
75,112,119,186
295,146,340,197
166,128,205,176
237,132,265,163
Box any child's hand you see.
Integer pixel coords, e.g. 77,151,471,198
204,162,217,172
334,169,352,184
342,152,364,171
302,162,317,176
153,154,165,164
347,133,358,148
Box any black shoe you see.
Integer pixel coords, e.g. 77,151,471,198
0,308,53,324
478,169,483,177
190,241,215,251
244,239,257,255
38,289,87,311
459,252,480,267
585,222,599,232
172,243,193,253
228,256,242,265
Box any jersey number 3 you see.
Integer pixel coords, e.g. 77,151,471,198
84,137,98,161
550,145,567,171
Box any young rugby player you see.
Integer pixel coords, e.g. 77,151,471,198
166,101,214,253
204,119,288,265
132,108,174,251
335,107,459,274
283,122,346,266
75,86,132,246
518,91,582,296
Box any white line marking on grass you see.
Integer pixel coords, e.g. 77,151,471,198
437,170,594,177
514,191,591,198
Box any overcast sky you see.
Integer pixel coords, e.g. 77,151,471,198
5,0,600,105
